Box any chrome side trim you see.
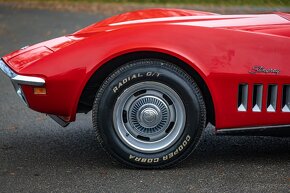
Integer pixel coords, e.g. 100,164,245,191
216,124,290,135
12,75,45,86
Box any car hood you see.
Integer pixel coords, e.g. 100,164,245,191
2,36,76,72
75,9,290,38
74,8,217,34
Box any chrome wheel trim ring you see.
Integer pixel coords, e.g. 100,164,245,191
113,81,186,153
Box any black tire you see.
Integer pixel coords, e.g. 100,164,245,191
92,59,206,168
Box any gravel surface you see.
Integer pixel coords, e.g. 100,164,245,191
0,5,290,193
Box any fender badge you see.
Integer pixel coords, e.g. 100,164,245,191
249,66,280,75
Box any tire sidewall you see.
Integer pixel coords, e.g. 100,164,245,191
94,60,205,167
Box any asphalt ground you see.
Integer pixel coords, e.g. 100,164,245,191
0,4,290,193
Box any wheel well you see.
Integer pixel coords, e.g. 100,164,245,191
77,51,215,125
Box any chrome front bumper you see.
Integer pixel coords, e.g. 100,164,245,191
0,59,45,106
0,59,70,127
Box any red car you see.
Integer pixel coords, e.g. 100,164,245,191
1,8,290,168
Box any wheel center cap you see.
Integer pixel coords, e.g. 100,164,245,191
141,108,158,123
128,95,170,134
138,106,161,128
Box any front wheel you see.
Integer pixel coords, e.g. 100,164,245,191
93,59,206,168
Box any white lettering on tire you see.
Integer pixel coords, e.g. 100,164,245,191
112,72,160,93
128,135,191,164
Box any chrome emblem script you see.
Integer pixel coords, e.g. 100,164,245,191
249,66,280,75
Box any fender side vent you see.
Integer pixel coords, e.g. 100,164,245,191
267,85,278,112
238,84,248,112
282,85,290,112
252,84,263,112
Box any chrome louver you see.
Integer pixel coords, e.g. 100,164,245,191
237,84,248,112
282,85,290,112
267,85,278,112
252,84,263,112
238,83,289,112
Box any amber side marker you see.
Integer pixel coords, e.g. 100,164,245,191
34,87,46,95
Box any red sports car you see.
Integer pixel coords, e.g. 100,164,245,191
1,8,290,168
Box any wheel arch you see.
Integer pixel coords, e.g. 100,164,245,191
77,51,215,126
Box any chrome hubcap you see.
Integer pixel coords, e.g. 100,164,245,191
129,96,170,135
140,107,159,127
113,81,186,153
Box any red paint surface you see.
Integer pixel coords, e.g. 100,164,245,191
2,8,290,129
